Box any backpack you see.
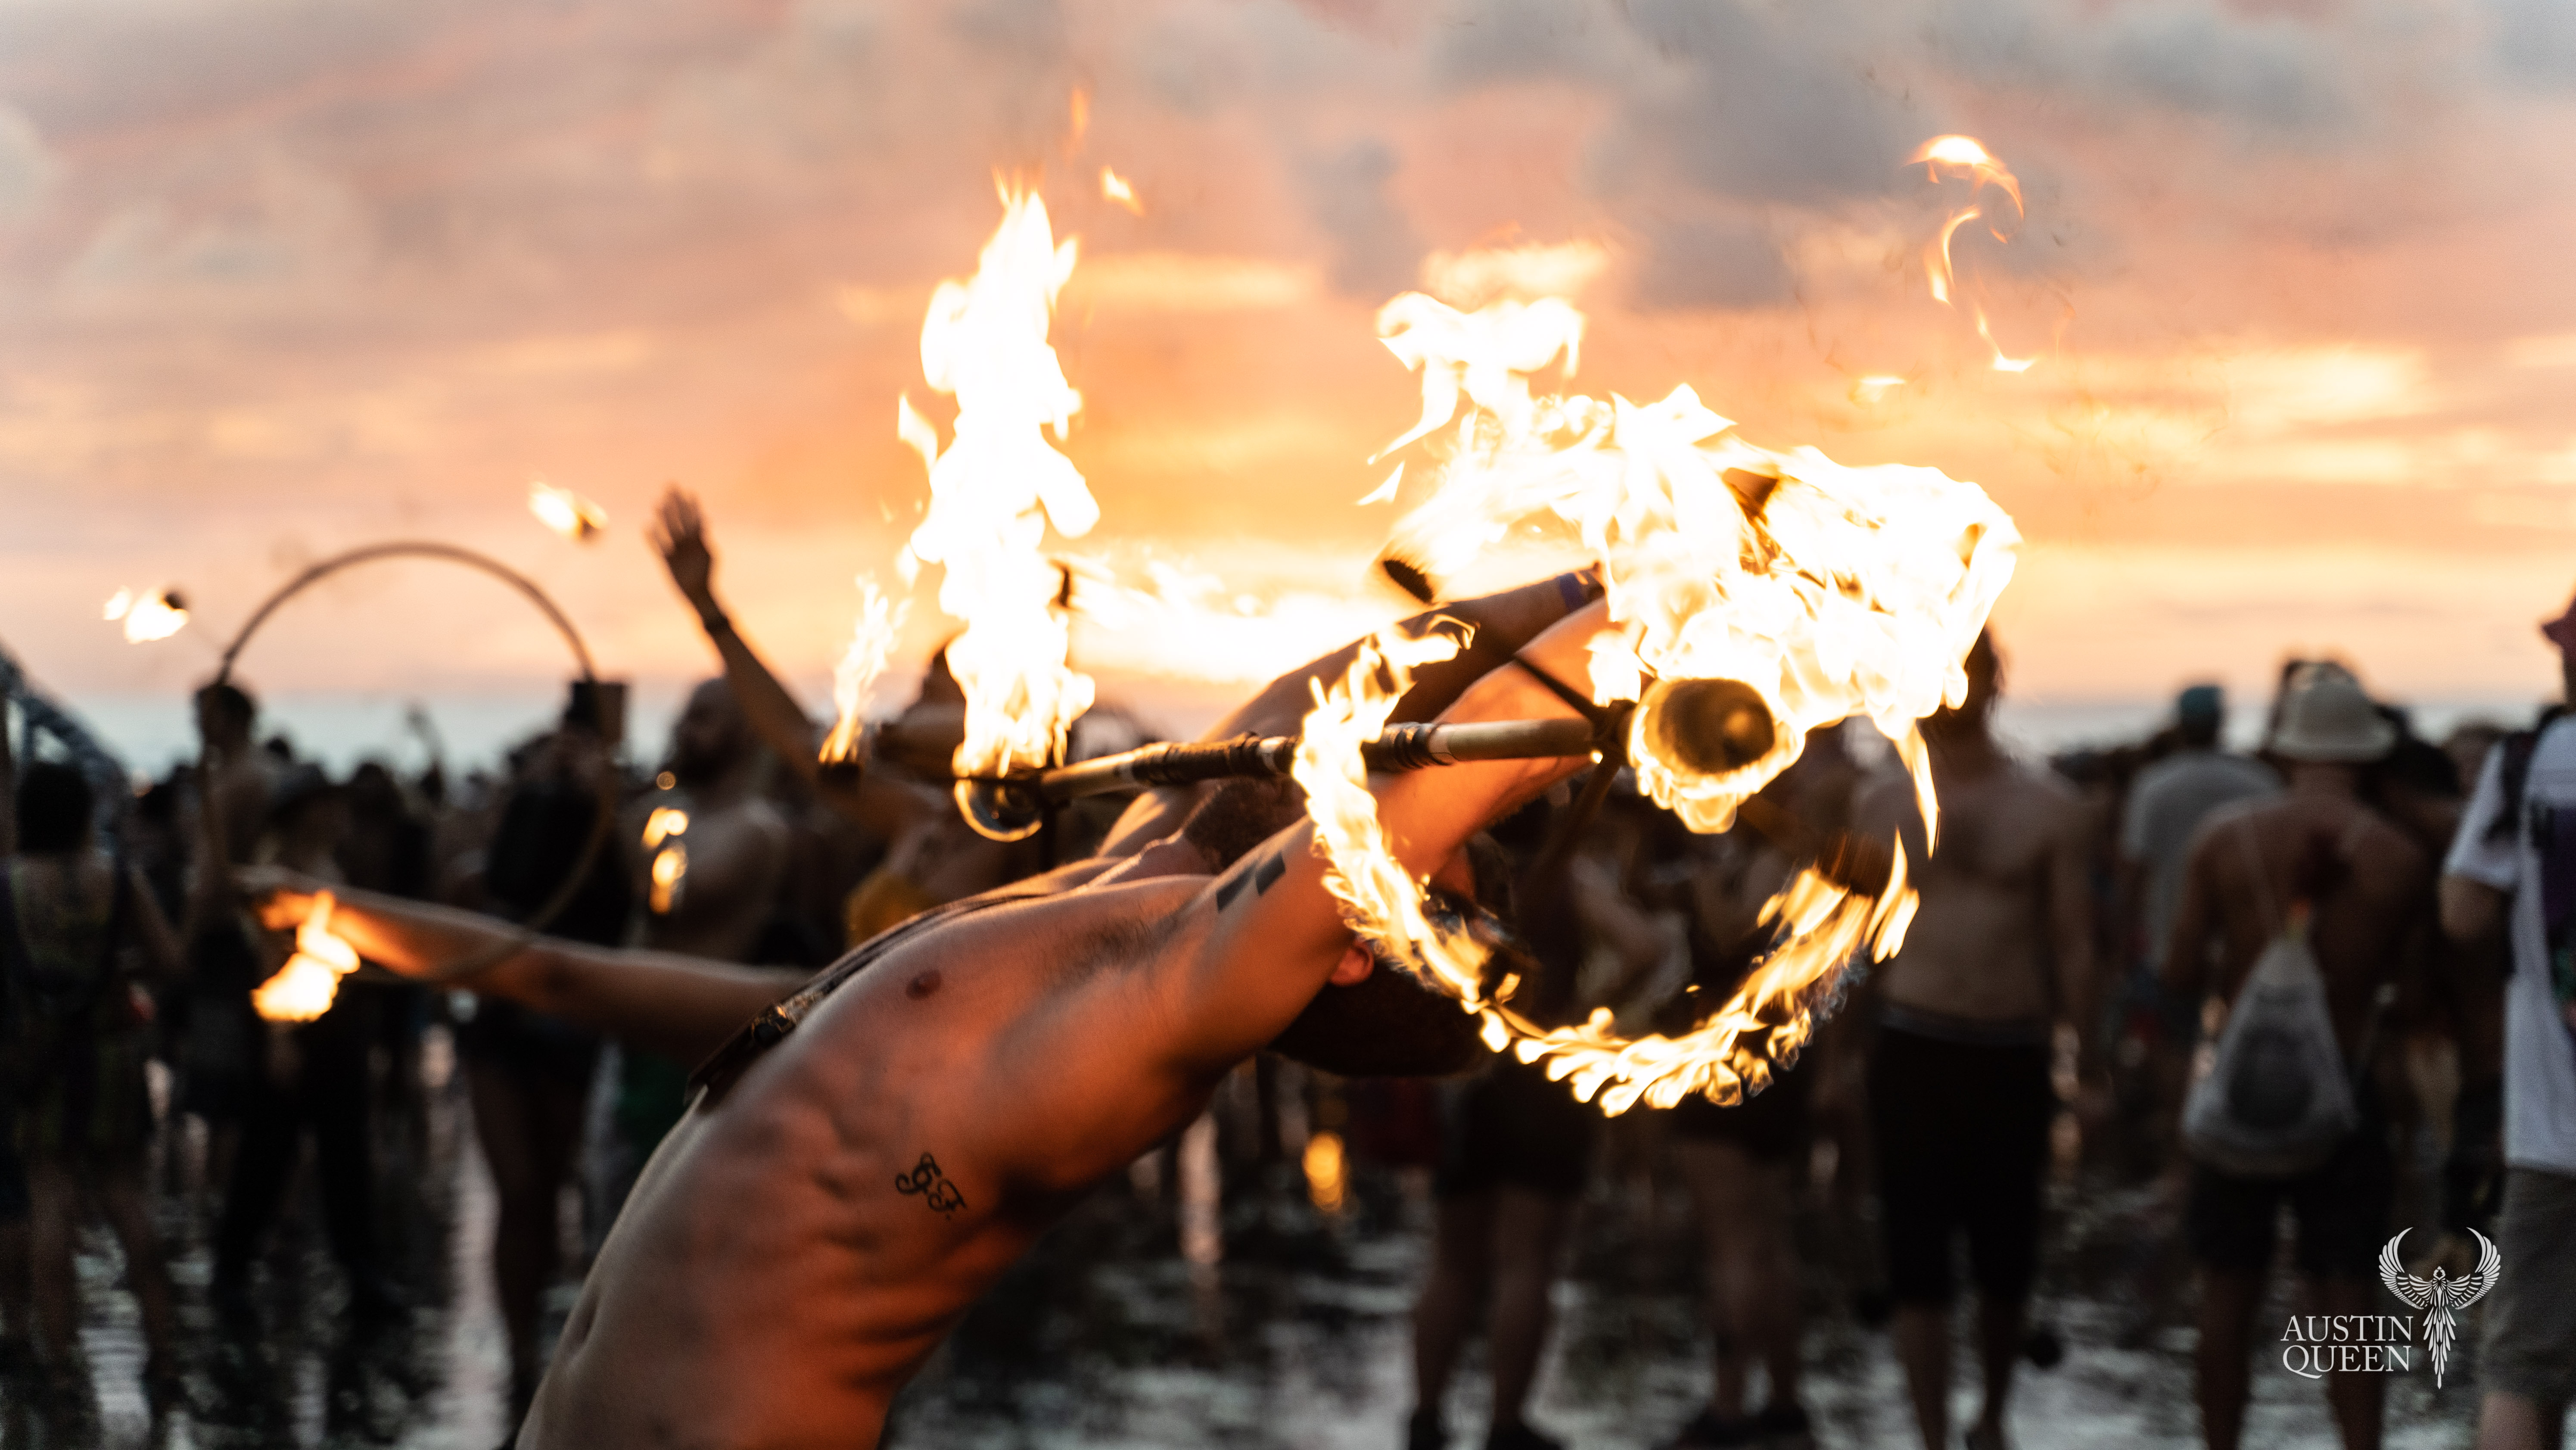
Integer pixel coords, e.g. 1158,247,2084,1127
2181,817,2365,1179
0,853,131,1098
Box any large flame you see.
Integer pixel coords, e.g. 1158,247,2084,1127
899,188,1098,833
103,587,189,643
252,890,362,1023
1290,267,2016,1116
1910,134,2033,373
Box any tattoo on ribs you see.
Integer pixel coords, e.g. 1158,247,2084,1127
894,1152,967,1217
1213,848,1289,911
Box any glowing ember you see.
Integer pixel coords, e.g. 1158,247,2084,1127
252,891,362,1023
819,576,907,766
529,480,609,542
1289,267,2016,1116
650,842,687,915
642,806,689,850
900,188,1098,836
1301,1131,1347,1215
1100,166,1142,215
103,586,189,643
1910,134,2033,373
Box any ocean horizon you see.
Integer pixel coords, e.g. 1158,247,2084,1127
23,680,2551,786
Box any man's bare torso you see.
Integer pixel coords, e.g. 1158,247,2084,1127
1860,755,2076,1024
2178,794,2428,1055
524,869,1215,1450
644,795,787,963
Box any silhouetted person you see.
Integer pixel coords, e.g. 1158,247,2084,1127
1408,829,1594,1450
2164,663,2428,1450
468,702,633,1428
213,765,397,1331
2440,591,2576,1450
5,761,186,1416
1853,630,2098,1450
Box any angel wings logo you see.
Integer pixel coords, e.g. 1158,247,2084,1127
2379,1228,2502,1388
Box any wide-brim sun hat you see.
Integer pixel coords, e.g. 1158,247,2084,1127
2268,662,2396,764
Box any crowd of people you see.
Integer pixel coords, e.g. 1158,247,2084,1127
0,494,2569,1450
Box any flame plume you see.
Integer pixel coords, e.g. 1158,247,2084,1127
819,576,908,765
1292,274,2016,1116
899,189,1098,835
252,891,361,1023
103,587,189,643
529,480,609,541
1910,134,2033,373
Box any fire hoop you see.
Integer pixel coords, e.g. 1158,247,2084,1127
1291,623,1923,1118
205,541,619,990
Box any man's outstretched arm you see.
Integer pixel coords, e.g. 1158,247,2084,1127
250,875,808,1064
1094,569,1601,857
1151,597,1613,1073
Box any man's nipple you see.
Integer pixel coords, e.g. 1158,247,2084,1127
905,970,942,1000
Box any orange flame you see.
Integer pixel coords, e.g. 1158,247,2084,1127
252,891,361,1023
1288,265,2016,1115
1100,167,1142,215
529,480,609,541
642,806,688,850
103,587,189,643
1302,1131,1347,1214
819,577,908,765
900,188,1098,833
649,842,687,915
1910,134,2033,373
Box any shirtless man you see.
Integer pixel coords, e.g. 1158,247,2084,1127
254,573,1607,1448
1851,629,2097,1450
616,679,793,1190
2164,662,2430,1450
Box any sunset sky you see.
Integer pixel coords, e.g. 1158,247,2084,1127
9,0,2576,764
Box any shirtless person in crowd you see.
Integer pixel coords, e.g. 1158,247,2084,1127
252,572,1611,1449
650,488,1024,942
2163,662,2430,1450
617,678,794,1172
1852,629,2097,1450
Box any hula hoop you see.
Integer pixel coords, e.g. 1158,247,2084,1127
205,541,619,984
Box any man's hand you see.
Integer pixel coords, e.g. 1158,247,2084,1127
236,865,324,930
652,487,719,614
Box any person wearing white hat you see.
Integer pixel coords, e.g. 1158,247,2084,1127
2162,660,2430,1450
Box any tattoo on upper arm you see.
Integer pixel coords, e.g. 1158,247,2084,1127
894,1151,966,1217
1213,848,1288,911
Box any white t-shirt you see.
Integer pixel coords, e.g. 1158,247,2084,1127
2445,722,2576,1176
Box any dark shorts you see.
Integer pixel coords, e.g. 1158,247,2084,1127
1435,1056,1599,1203
2185,1099,2392,1280
458,1001,602,1090
1868,1025,2054,1307
1663,1057,1812,1165
0,1127,25,1222
2480,1167,2576,1405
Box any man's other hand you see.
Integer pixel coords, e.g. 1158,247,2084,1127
652,487,719,612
